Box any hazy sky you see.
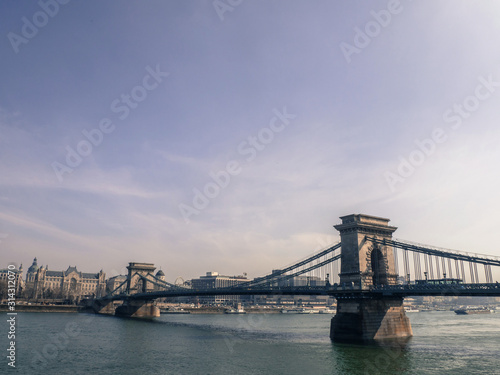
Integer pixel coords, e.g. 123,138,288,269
1,0,500,281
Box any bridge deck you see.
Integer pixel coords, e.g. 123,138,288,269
97,283,500,302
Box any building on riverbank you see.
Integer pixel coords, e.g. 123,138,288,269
191,271,249,305
0,264,24,295
26,258,106,301
106,275,128,294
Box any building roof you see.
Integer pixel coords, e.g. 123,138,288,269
65,266,78,276
82,273,99,279
46,270,64,277
27,257,38,274
107,275,127,281
0,268,21,274
198,274,248,280
44,268,100,279
156,270,165,277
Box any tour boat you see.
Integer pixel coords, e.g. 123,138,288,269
404,307,420,313
454,307,490,315
281,308,317,314
160,308,190,314
318,308,336,314
224,308,246,314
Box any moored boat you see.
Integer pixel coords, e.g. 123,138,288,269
281,308,318,314
404,307,420,313
318,308,336,314
224,308,246,314
160,308,190,314
454,307,491,315
225,303,246,314
281,308,303,314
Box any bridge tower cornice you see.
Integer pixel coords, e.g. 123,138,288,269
334,214,397,236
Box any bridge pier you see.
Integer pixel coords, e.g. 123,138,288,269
330,297,412,342
331,214,413,343
114,300,160,319
91,299,116,315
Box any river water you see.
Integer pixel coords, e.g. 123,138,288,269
3,311,500,374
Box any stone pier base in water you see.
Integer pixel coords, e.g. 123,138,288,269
114,300,160,319
330,297,412,342
91,299,116,315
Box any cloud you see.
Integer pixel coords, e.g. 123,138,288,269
2,2,500,282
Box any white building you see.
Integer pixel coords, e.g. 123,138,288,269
190,271,248,305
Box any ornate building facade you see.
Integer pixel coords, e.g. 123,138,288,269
0,264,24,295
26,258,106,300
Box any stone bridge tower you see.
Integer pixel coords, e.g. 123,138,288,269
114,262,160,318
92,262,160,318
125,262,157,294
335,214,398,289
330,214,412,342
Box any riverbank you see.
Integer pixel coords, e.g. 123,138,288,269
0,304,285,314
0,304,80,313
184,307,282,314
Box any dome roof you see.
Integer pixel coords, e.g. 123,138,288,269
156,270,165,277
27,257,39,273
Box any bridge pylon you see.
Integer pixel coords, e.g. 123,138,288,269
330,214,412,342
126,262,157,294
115,262,160,318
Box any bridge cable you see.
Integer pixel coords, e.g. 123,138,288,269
393,246,399,278
247,254,341,289
402,249,410,284
233,242,340,288
106,278,129,297
374,238,500,266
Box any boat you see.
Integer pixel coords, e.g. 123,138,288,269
160,308,190,314
281,308,317,314
225,303,246,314
454,307,491,315
404,307,420,313
281,308,305,314
299,309,319,314
224,308,246,314
318,308,336,314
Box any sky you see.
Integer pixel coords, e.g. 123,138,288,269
1,0,500,281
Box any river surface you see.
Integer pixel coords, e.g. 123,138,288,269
2,310,500,374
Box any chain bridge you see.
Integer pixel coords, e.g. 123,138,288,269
91,214,500,342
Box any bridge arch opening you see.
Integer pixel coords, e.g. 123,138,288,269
371,247,388,286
